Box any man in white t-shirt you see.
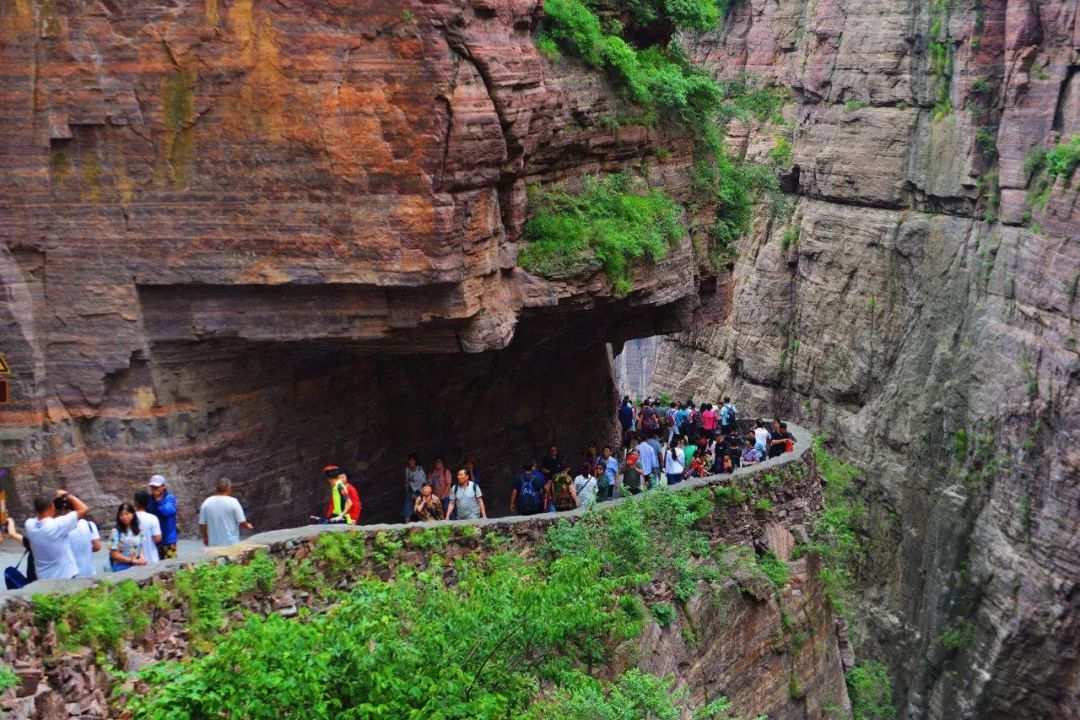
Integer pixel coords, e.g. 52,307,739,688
133,490,163,563
24,490,90,580
198,478,253,547
68,516,101,577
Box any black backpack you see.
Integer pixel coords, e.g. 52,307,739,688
516,474,541,515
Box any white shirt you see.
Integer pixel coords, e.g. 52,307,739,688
198,495,247,547
637,442,658,475
573,474,598,508
136,511,162,563
754,427,771,448
24,512,80,580
664,447,685,474
68,519,100,578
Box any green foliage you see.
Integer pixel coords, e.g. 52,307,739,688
768,136,793,165
311,530,367,575
519,173,682,293
975,126,996,157
1025,135,1080,209
754,497,774,514
651,602,676,627
756,551,790,588
846,661,896,720
128,491,735,720
938,617,974,650
971,77,992,94
690,155,777,266
781,220,800,250
173,551,278,645
0,664,19,693
539,0,724,132
843,99,869,112
954,427,968,460
32,581,166,655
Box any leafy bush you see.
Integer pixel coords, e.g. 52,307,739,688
1045,134,1080,184
32,580,166,655
651,602,676,626
846,661,896,720
519,173,682,293
0,664,19,693
128,491,733,720
756,551,790,588
938,617,974,650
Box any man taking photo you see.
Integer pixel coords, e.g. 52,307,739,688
24,489,89,580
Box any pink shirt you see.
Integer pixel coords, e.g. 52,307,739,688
701,409,717,430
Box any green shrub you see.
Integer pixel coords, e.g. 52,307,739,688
756,551,790,588
519,173,682,293
769,136,794,165
1045,134,1080,184
846,661,896,720
32,581,166,655
0,664,19,693
843,99,869,112
938,617,974,650
651,602,676,626
754,497,774,514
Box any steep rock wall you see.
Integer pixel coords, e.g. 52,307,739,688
0,0,706,524
654,1,1079,719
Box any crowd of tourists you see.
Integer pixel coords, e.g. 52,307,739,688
384,395,797,522
2,394,796,588
2,475,253,588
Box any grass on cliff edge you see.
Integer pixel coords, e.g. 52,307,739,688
518,172,682,293
114,489,781,720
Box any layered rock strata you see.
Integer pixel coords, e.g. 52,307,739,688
0,0,706,524
653,1,1080,718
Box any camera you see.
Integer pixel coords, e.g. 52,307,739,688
53,494,72,514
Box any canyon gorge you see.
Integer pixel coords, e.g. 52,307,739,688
0,0,1077,718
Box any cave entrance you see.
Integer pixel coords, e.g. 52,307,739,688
130,336,621,530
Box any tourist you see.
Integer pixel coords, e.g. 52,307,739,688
675,402,690,439
584,441,600,471
411,483,443,522
108,503,147,572
445,468,487,520
24,490,89,580
463,455,480,489
664,437,685,485
701,403,718,440
68,512,101,578
770,421,795,457
753,420,772,456
133,490,162,564
687,453,708,478
620,446,645,496
719,453,734,474
683,434,697,467
198,478,253,547
600,445,618,501
719,396,737,434
510,461,547,516
636,433,659,490
742,438,762,467
147,475,179,560
641,400,660,436
322,465,356,524
618,397,635,442
724,426,743,469
404,454,427,521
551,463,579,511
540,444,563,483
429,456,453,510
573,462,598,508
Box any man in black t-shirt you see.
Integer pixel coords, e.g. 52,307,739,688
540,445,563,482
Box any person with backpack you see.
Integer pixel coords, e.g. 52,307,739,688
719,397,737,433
510,461,547,516
3,518,33,589
445,468,487,520
618,397,635,444
600,445,619,501
550,463,579,512
573,462,599,508
411,483,443,522
403,454,427,521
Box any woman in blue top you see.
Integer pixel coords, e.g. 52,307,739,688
109,503,147,572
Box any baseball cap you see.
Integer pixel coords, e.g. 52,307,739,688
148,474,167,487
323,465,344,478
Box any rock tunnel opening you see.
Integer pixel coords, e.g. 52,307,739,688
32,283,693,535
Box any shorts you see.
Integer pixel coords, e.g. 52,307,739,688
157,542,177,560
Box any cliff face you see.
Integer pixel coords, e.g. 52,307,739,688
653,1,1079,718
0,0,705,525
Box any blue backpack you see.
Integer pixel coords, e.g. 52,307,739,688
5,551,30,590
516,474,542,515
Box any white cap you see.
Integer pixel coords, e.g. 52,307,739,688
148,474,167,487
